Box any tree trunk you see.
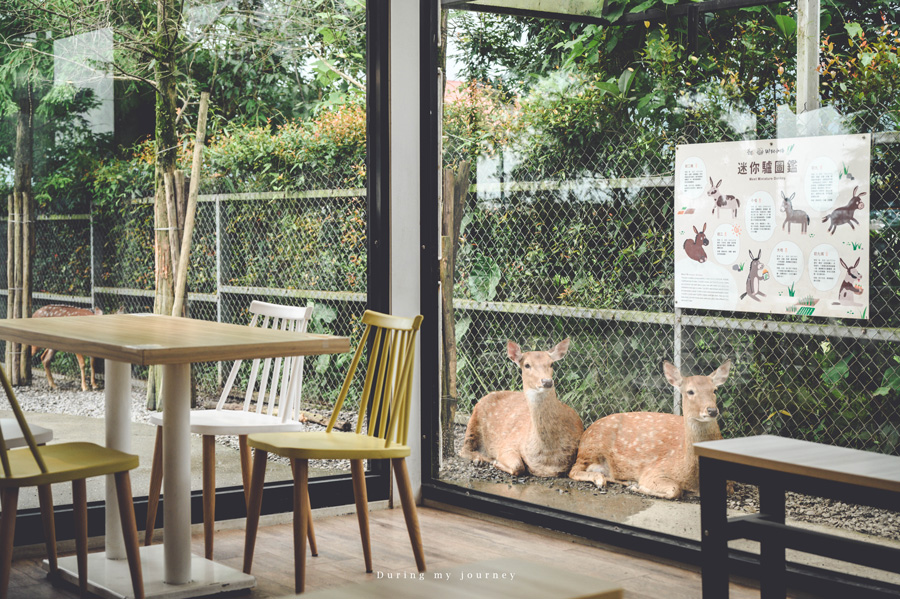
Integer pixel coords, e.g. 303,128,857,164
147,0,181,410
8,87,35,385
440,161,470,458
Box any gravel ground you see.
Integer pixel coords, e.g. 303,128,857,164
440,422,900,543
11,374,900,543
8,371,356,473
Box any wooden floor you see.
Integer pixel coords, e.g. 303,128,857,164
7,504,807,599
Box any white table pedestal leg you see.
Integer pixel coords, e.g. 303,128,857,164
52,359,256,599
162,363,192,585
105,360,131,560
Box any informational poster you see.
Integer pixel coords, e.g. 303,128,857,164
674,134,870,319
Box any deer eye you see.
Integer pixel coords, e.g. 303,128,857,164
524,363,531,369
687,390,695,395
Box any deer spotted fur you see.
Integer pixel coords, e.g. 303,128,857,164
31,304,103,391
459,339,584,477
569,360,731,498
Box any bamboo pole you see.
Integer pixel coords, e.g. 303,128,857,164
164,171,181,282
11,191,22,384
20,190,33,383
172,92,210,318
6,194,14,377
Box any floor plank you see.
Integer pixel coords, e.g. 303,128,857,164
8,505,809,598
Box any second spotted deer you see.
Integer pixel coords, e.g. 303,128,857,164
569,360,731,498
31,304,103,391
459,339,584,477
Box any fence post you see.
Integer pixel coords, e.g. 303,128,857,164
673,306,683,416
796,0,820,113
215,195,223,387
90,206,96,309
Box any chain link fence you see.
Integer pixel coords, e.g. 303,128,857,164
0,174,368,411
442,87,900,457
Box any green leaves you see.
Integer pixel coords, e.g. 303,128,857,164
468,256,501,302
845,21,863,40
772,14,796,42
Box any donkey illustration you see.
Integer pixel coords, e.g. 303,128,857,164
739,250,766,302
822,186,866,235
780,192,809,234
833,257,864,306
683,223,709,263
708,178,741,218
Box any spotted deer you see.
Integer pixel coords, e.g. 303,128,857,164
569,360,731,499
459,339,584,477
31,305,103,391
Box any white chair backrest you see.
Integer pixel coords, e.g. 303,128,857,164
216,301,314,422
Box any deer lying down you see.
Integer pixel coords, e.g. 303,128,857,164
459,339,584,477
569,360,731,499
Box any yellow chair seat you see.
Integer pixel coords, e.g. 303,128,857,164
247,431,410,460
0,442,138,488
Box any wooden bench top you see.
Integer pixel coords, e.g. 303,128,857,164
291,557,623,599
694,435,900,494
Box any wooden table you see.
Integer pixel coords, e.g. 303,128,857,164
694,435,900,599
288,557,623,599
0,313,349,599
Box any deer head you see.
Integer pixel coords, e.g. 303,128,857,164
507,339,569,398
663,360,731,425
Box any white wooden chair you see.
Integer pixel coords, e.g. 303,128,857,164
144,300,315,559
0,417,52,448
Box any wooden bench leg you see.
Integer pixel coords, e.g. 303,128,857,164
699,456,729,599
759,482,786,599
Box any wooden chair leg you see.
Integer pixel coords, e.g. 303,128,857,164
306,492,318,557
392,458,425,572
72,479,89,598
202,435,216,560
114,472,145,599
350,459,372,573
239,435,251,507
144,426,163,546
292,459,310,594
37,484,58,577
0,488,20,599
242,449,268,575
290,459,318,557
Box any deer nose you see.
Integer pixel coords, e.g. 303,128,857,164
707,408,719,418
541,378,554,389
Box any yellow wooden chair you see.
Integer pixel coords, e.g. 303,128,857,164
242,310,425,593
0,366,143,599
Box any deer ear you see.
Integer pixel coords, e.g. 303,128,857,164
549,338,570,362
507,341,523,364
840,258,848,269
854,257,860,267
711,360,732,387
663,361,682,388
716,179,722,188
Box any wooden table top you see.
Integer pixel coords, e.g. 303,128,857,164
694,435,900,494
292,557,623,599
0,313,351,366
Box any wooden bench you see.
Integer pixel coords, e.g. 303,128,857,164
694,435,900,598
291,557,623,598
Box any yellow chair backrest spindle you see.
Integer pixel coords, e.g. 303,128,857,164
324,311,422,447
0,364,47,477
